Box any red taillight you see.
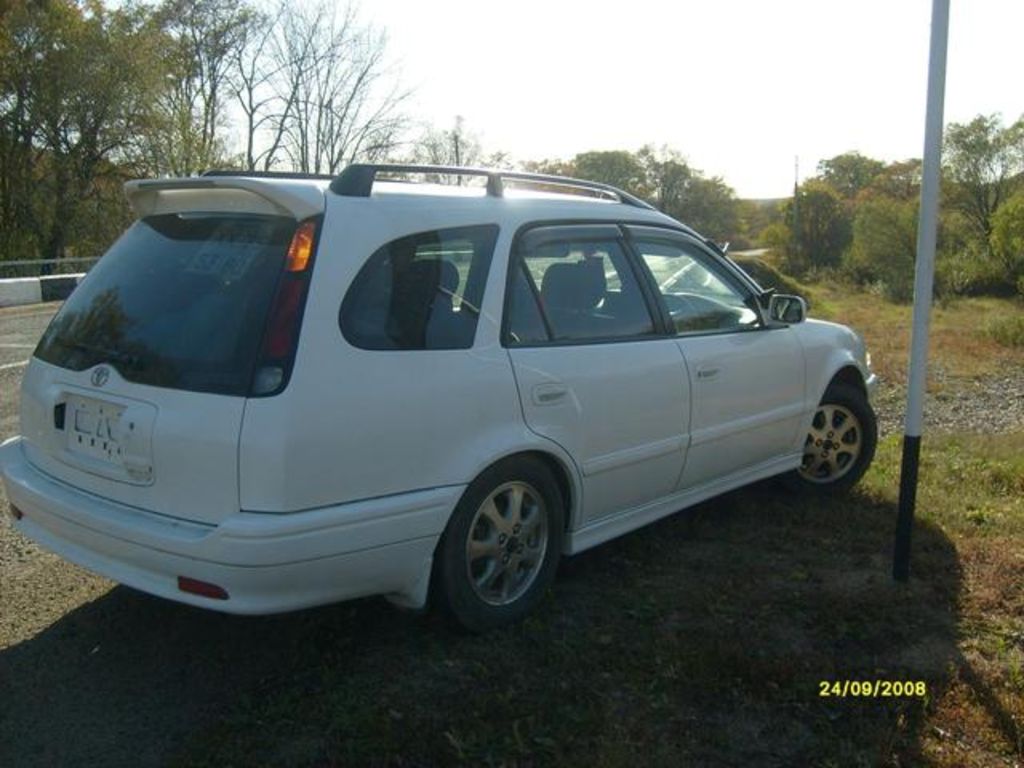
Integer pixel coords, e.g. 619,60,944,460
177,576,229,600
263,277,306,359
251,218,320,396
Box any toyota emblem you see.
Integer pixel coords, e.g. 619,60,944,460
91,366,110,387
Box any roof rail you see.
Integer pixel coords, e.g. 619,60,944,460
201,169,335,181
329,164,655,210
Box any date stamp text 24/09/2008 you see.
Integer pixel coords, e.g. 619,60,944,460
820,681,928,698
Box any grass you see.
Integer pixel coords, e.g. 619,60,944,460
170,435,1024,767
813,286,1024,385
162,282,1024,767
986,315,1024,349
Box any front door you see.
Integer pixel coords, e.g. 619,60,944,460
626,227,806,489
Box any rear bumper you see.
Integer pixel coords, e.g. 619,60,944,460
1,436,461,613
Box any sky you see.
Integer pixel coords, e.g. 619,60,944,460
365,0,1023,199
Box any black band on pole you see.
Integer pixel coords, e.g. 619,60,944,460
893,434,922,581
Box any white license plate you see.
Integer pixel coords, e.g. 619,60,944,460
67,396,126,464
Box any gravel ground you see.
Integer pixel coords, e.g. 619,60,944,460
0,302,1021,767
872,364,1024,438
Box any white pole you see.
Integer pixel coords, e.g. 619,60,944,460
894,0,951,581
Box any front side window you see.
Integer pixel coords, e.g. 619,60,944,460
634,237,760,334
507,230,655,344
340,225,498,350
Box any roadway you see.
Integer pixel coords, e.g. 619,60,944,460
0,303,59,438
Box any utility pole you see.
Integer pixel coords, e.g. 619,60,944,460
792,156,800,261
894,0,951,581
453,116,463,185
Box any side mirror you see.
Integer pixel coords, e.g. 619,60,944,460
768,294,808,324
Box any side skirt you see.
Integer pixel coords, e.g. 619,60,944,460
564,452,802,555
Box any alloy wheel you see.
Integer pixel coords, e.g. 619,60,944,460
799,404,863,484
465,481,549,606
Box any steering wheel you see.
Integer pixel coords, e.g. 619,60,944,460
663,293,697,318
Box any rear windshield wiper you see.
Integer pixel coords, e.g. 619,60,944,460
56,339,144,370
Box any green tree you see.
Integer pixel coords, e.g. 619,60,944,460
934,210,999,297
762,221,792,255
571,150,648,197
780,180,851,274
817,152,885,200
990,191,1024,287
0,0,40,260
636,145,691,214
1,0,165,263
849,196,918,301
864,159,921,202
943,113,1024,246
635,146,739,242
738,199,784,247
683,175,740,243
521,157,575,177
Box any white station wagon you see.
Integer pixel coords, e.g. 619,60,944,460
1,165,877,631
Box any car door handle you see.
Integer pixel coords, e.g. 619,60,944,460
696,366,720,380
532,384,568,405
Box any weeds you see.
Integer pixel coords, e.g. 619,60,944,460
986,315,1024,349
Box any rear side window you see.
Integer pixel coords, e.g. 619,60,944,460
35,214,297,395
505,264,549,345
340,225,498,350
507,231,655,344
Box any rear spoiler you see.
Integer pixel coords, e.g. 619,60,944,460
124,178,326,220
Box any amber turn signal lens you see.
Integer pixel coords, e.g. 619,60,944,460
285,220,317,272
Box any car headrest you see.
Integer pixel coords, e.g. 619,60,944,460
541,260,606,312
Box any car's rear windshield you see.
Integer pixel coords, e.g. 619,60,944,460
35,213,297,396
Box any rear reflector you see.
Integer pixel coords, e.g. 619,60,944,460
9,503,23,521
177,576,229,600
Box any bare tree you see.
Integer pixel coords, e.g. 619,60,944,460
415,116,482,168
230,4,282,170
237,0,409,174
149,0,257,175
409,117,508,184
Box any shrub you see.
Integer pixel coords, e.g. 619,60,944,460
991,191,1024,285
937,244,1019,298
731,255,814,305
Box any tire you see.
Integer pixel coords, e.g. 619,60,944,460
782,382,878,495
435,456,565,632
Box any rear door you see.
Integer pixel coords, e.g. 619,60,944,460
504,224,690,525
627,227,806,488
20,207,305,525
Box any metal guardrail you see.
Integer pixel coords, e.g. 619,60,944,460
0,257,100,279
